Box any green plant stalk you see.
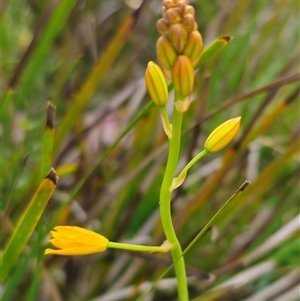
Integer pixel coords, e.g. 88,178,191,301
107,242,169,253
178,149,208,180
136,181,250,301
160,106,188,300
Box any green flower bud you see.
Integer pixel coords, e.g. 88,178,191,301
183,31,203,66
204,117,241,153
172,55,194,99
156,36,177,79
145,61,169,106
168,23,187,53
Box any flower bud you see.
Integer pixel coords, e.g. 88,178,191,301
145,61,168,106
156,18,169,36
183,30,203,66
163,0,176,9
156,36,177,78
168,23,188,53
204,117,241,153
184,5,195,15
165,8,181,24
173,2,186,16
182,14,195,34
172,55,194,99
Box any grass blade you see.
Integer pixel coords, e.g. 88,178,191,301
0,169,58,282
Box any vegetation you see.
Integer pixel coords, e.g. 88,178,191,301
1,0,299,300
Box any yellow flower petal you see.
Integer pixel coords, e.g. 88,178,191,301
45,226,108,256
45,246,105,256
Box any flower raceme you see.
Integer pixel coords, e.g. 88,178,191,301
156,0,203,79
45,226,172,256
204,117,241,153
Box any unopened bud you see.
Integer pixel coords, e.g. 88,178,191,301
163,0,176,9
165,8,181,24
204,117,241,153
173,2,186,16
156,19,169,36
182,14,195,34
172,55,194,100
184,5,195,15
183,30,203,66
145,61,169,106
157,36,177,79
168,23,188,53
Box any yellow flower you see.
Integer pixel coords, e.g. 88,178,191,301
204,117,241,153
44,226,108,256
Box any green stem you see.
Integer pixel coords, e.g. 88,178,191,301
160,107,188,300
107,241,170,253
177,149,208,180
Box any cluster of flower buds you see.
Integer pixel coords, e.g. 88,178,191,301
156,0,203,110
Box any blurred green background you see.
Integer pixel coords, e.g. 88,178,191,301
1,0,299,300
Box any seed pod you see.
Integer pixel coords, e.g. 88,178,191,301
204,117,241,153
145,61,169,106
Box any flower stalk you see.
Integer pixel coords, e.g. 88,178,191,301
159,107,188,300
45,226,171,256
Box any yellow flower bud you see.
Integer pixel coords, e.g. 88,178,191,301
145,61,168,106
156,36,177,78
204,117,241,153
184,5,195,15
156,18,169,36
182,14,195,34
163,0,177,9
168,23,187,53
183,31,203,66
165,8,181,24
172,55,194,99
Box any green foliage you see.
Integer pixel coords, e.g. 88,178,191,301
1,0,299,300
